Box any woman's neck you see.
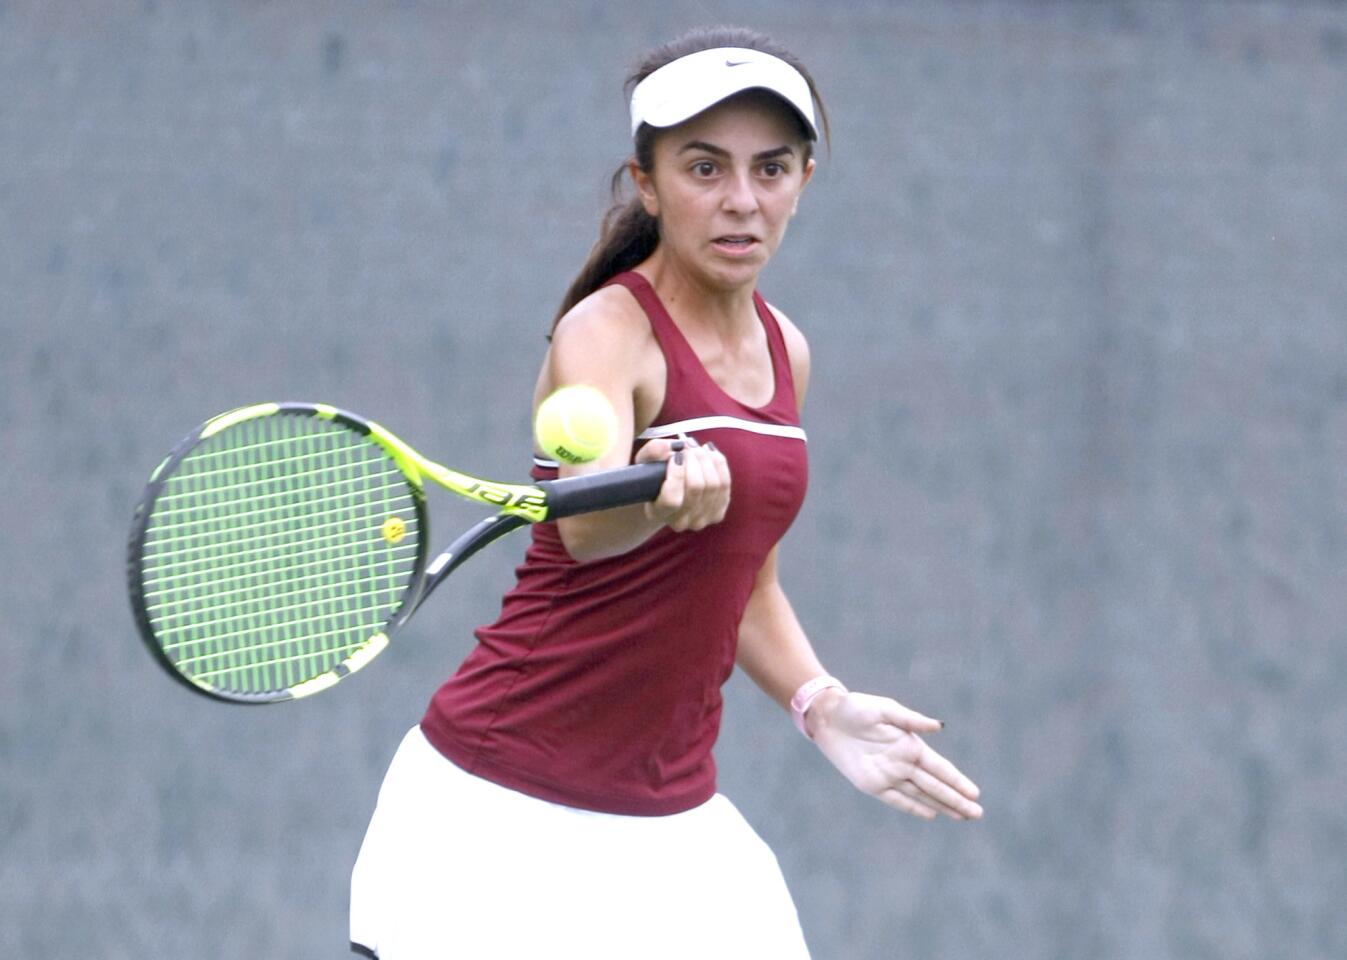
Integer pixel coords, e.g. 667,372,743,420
635,248,759,337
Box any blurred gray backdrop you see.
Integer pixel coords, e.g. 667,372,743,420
3,1,1345,957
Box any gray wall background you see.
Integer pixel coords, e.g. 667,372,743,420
3,1,1345,957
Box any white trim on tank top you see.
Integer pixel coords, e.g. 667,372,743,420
532,415,806,469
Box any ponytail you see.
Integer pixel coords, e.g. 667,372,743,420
550,158,659,332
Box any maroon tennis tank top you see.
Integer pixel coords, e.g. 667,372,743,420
420,272,808,815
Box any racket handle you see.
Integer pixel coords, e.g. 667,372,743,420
538,461,669,520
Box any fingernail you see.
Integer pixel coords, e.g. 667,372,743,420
670,440,685,453
705,442,718,452
674,451,684,465
938,720,946,729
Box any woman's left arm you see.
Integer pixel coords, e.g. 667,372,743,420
735,547,984,822
747,306,982,820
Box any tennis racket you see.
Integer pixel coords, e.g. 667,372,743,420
127,402,665,704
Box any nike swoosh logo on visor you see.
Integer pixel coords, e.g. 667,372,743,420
725,59,751,67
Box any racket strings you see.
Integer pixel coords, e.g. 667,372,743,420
139,414,421,695
156,555,418,653
141,517,414,584
151,446,398,505
142,487,414,573
162,423,408,691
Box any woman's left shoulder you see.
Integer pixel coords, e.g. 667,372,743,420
762,300,809,355
761,299,811,401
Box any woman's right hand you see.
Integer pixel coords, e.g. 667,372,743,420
635,437,731,532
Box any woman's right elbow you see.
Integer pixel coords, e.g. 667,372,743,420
556,516,644,564
557,519,609,564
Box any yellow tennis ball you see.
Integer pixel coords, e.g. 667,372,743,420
534,384,618,465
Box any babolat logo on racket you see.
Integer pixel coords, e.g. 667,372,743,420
365,420,552,523
462,481,548,517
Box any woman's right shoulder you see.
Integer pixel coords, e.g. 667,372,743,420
551,281,653,351
544,278,664,410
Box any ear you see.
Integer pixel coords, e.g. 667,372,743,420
792,157,816,216
629,159,659,217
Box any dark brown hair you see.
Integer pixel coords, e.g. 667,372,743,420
551,26,830,331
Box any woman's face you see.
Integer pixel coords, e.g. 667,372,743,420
633,92,815,291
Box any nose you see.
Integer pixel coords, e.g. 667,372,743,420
721,168,759,216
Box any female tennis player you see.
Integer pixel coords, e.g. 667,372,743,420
351,26,982,959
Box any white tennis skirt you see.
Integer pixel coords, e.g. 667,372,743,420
350,726,810,959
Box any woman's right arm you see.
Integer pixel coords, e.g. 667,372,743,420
539,290,730,562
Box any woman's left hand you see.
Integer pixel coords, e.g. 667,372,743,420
809,691,983,821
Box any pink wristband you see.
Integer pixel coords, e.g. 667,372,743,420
790,676,847,739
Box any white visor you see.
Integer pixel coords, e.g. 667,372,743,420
628,47,818,141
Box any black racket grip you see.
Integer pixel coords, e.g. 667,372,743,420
538,461,669,520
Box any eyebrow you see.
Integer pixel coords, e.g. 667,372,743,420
676,140,797,162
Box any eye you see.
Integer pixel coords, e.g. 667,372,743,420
691,160,717,177
760,161,786,178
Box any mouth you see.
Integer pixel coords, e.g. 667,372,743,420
711,234,760,256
